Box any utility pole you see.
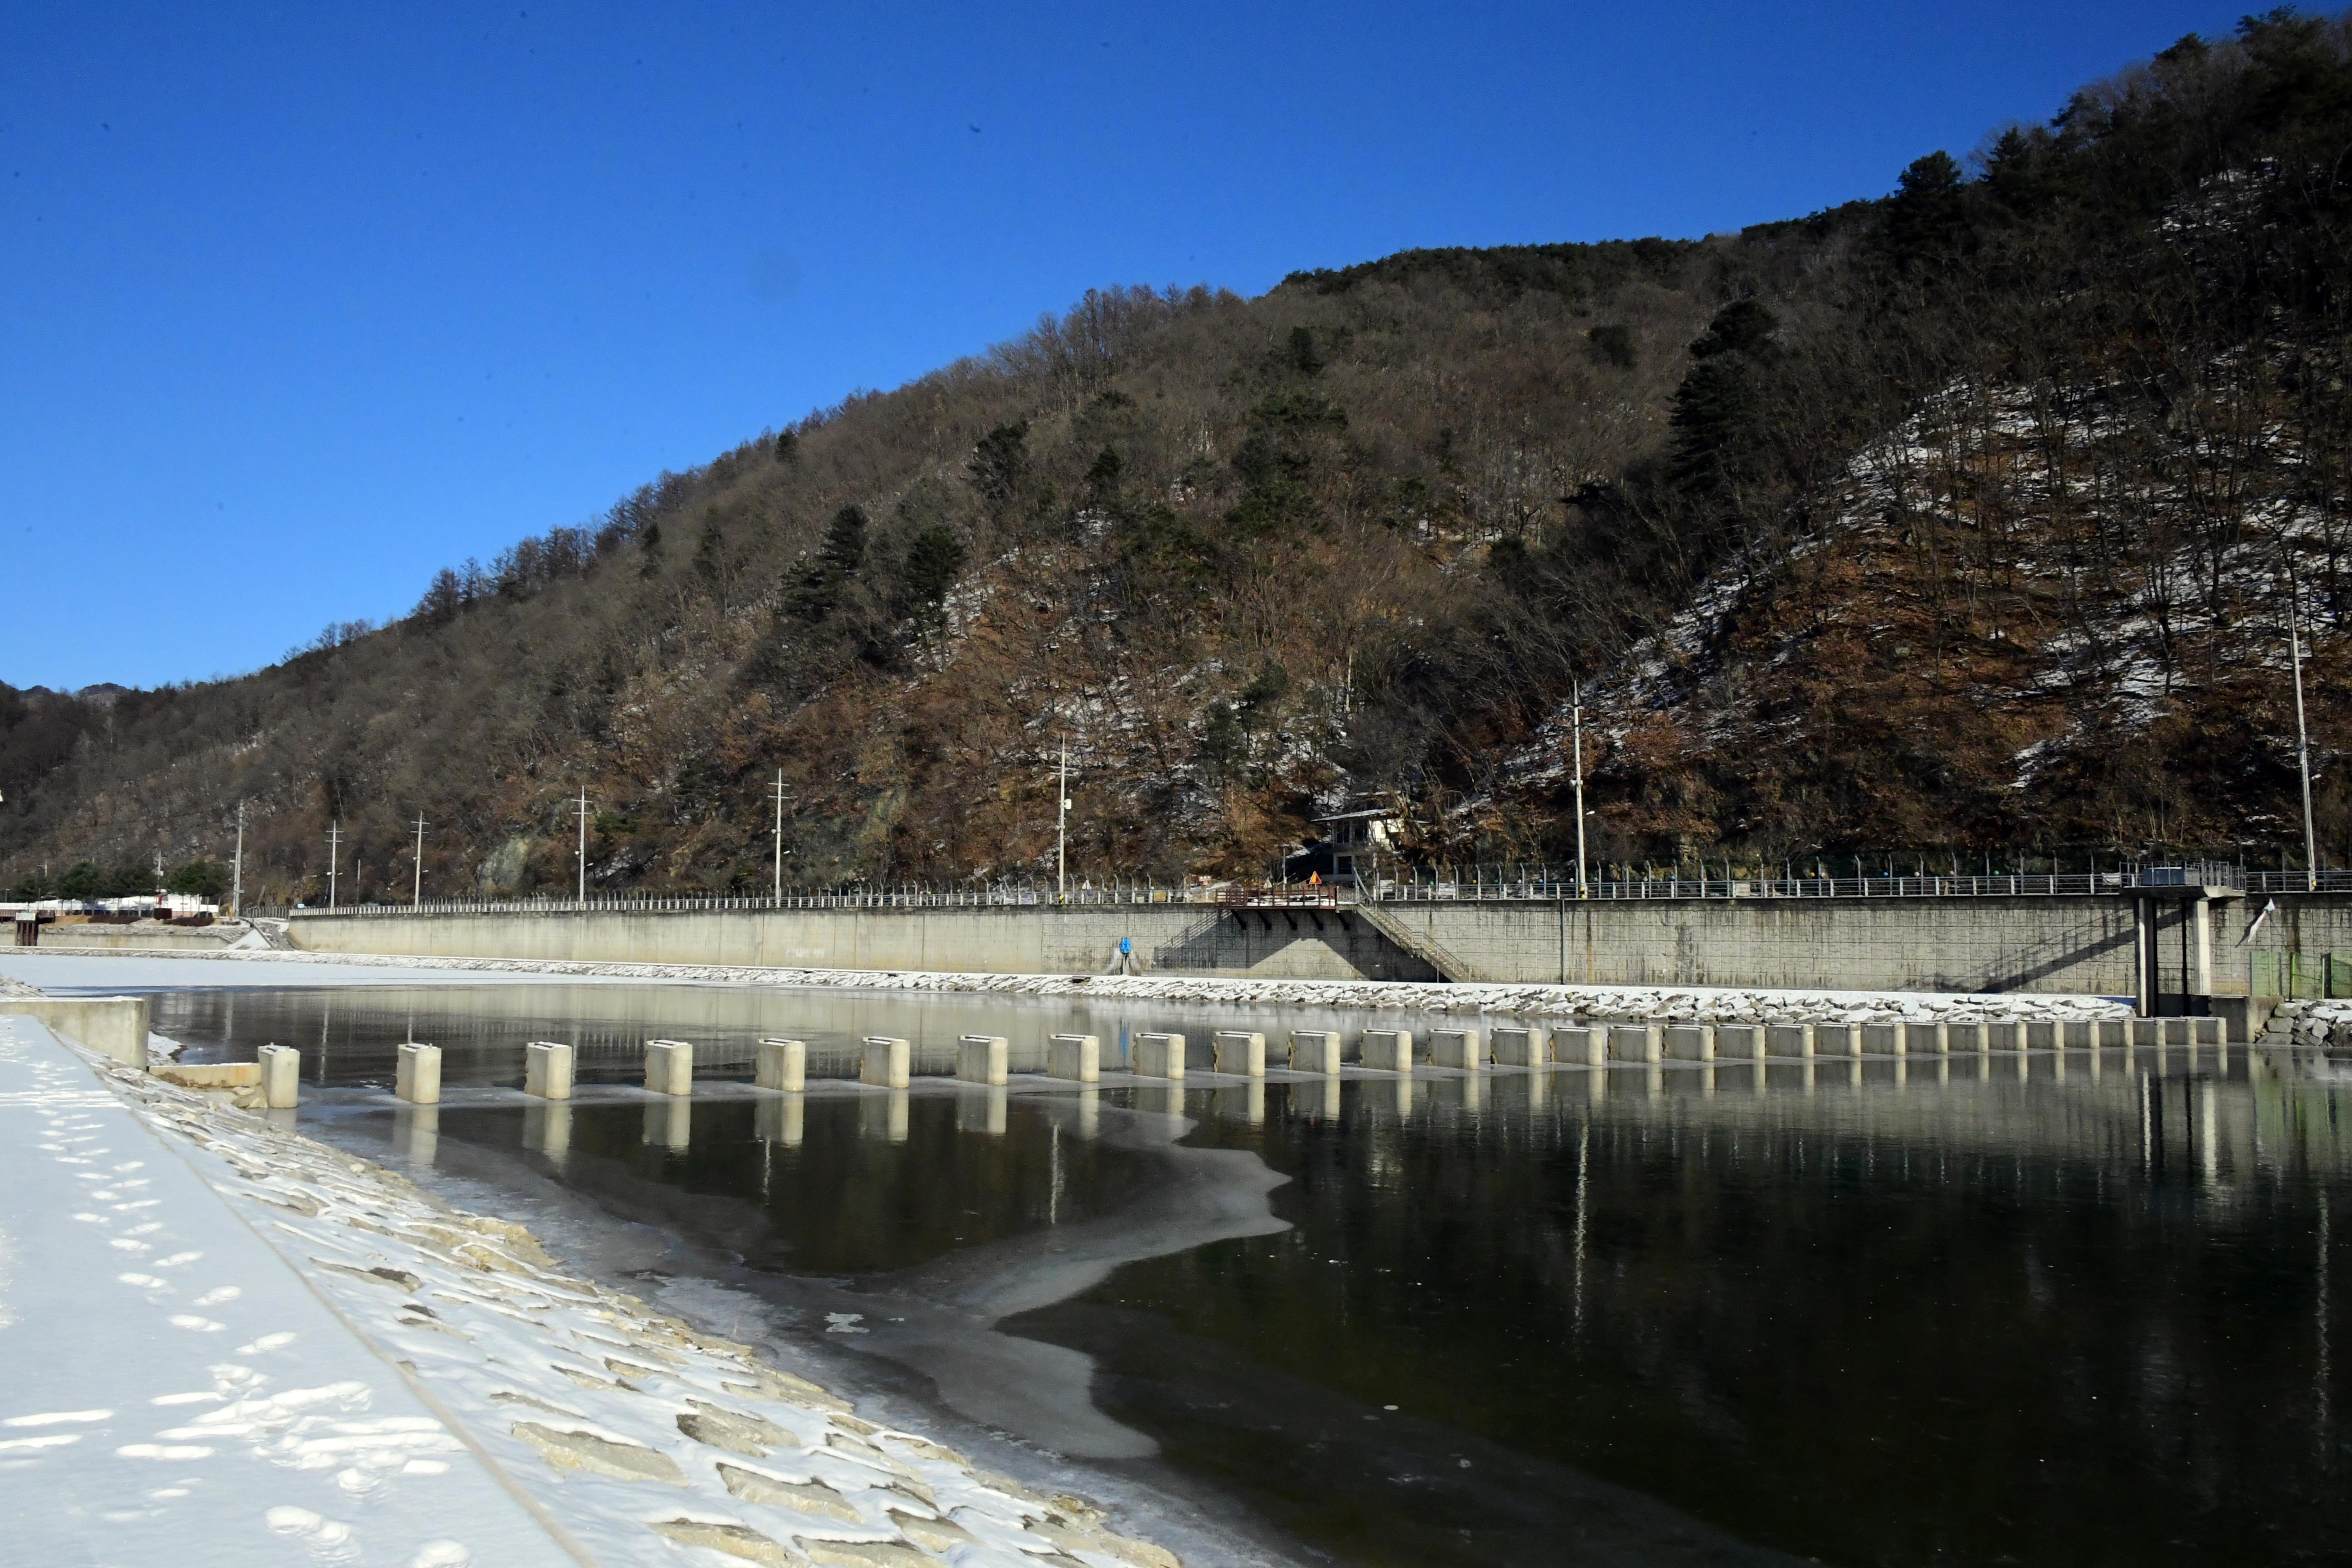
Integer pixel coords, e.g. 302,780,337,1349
231,800,245,918
2291,582,2320,892
1571,678,1590,899
770,770,786,903
326,821,341,910
574,789,590,904
411,815,427,905
1057,739,1070,904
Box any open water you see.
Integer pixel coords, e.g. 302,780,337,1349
128,977,2352,1566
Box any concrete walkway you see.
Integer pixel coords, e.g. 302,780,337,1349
0,1014,578,1566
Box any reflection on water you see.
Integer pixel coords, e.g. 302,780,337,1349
150,982,2352,1567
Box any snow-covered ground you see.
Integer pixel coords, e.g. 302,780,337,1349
0,1012,1184,1567
3,945,2127,1024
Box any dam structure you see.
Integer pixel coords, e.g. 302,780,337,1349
272,868,2352,1020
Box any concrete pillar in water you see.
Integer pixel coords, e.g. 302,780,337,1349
1361,1029,1415,1073
396,1104,438,1162
1663,1024,1715,1063
524,1100,572,1161
1212,1031,1266,1077
957,1034,1010,1086
525,1041,575,1100
1985,1020,2026,1052
956,1086,1010,1135
755,1093,804,1146
259,1044,300,1110
645,1038,694,1096
1766,1023,1814,1059
1491,1026,1548,1068
2192,1017,2223,1046
2025,1021,2058,1051
1862,1022,1903,1057
1817,1023,1862,1059
1429,1029,1485,1070
1926,1021,1951,1054
1717,1024,1765,1062
861,1036,912,1089
1608,1023,1662,1064
1288,1030,1342,1075
2130,1018,2163,1047
1048,1033,1101,1082
2062,1020,2095,1049
860,1088,910,1142
756,1039,806,1092
1132,1032,1187,1080
395,1042,441,1105
1555,1026,1603,1067
645,1097,691,1149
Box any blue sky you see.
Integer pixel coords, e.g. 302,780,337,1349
2,0,2252,690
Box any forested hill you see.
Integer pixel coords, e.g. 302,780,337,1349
6,13,2351,905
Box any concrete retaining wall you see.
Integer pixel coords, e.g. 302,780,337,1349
283,892,2352,999
0,996,152,1068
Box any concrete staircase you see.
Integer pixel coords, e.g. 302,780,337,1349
1355,902,1480,983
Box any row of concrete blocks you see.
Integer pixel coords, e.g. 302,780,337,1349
378,1014,2231,1105
1555,1015,2224,1066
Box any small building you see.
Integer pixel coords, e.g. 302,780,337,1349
1312,806,1403,885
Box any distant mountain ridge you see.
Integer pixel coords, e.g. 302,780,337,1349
5,12,2348,904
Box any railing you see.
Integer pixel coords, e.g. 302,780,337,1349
253,860,2305,920
2246,870,2352,894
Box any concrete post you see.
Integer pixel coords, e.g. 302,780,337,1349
1048,1033,1101,1082
2130,1018,2163,1047
2193,1017,2223,1047
1766,1023,1814,1059
1663,1024,1714,1062
1361,1029,1414,1073
1212,1031,1267,1077
1861,1023,1903,1057
1132,1032,1187,1080
259,1044,300,1110
1608,1024,1662,1063
756,1039,806,1092
1555,1026,1604,1067
1491,1026,1549,1067
2134,897,2153,1016
1716,1024,1765,1061
957,1034,1010,1085
1817,1023,1862,1058
1288,1030,1342,1074
525,1041,575,1100
2024,1021,2058,1051
2062,1020,2094,1048
395,1042,441,1105
1429,1029,1485,1070
860,1036,911,1089
645,1038,694,1096
2192,896,2213,1004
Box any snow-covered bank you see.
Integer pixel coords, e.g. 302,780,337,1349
0,1014,572,1566
11,1015,1188,1567
10,943,2126,1023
